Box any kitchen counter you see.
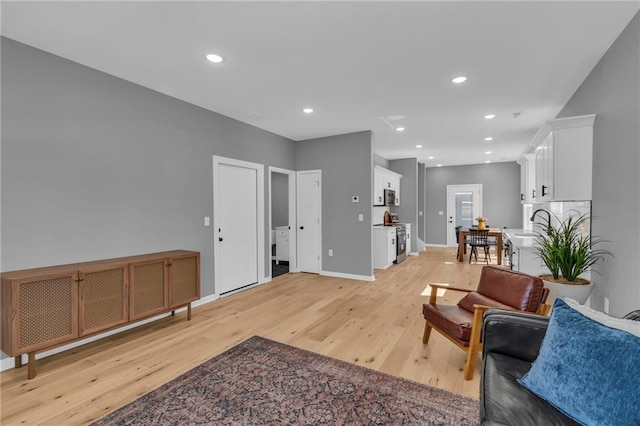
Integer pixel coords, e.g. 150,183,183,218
503,229,538,249
503,229,547,275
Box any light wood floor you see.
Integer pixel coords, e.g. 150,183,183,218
1,247,495,425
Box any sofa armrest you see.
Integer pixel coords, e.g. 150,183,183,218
482,309,549,363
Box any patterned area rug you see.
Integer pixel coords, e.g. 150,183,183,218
92,336,479,425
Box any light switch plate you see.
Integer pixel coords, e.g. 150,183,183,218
438,211,444,216
358,214,364,222
204,217,210,226
328,249,333,256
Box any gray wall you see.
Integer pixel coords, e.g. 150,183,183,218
425,162,522,245
389,158,418,252
1,37,296,297
555,12,639,316
372,152,389,169
418,162,426,242
271,172,289,228
296,131,373,277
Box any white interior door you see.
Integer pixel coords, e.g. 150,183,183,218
214,157,264,294
446,184,482,246
297,170,321,273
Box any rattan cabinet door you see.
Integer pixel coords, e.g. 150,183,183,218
14,273,79,354
79,265,128,336
129,259,168,321
168,253,200,309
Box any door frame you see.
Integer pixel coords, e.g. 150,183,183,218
212,156,265,295
268,166,297,276
446,184,483,247
296,170,322,274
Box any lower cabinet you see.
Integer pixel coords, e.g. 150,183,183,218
373,226,396,269
1,250,200,379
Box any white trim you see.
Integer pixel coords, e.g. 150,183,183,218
529,114,596,149
1,294,221,372
425,243,449,247
268,166,297,278
213,156,265,294
320,270,375,282
408,252,420,256
446,183,483,247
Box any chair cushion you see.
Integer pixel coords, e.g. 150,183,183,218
458,291,513,314
476,266,544,312
481,352,581,426
422,304,473,345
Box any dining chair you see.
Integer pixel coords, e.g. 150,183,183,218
468,229,490,263
455,226,470,260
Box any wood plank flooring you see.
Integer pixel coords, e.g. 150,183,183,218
1,247,493,425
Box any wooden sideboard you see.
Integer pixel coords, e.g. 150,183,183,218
1,250,200,379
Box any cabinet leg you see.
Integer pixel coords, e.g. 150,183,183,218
27,352,36,379
15,355,22,368
187,303,192,321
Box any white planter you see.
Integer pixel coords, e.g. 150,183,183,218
542,279,594,306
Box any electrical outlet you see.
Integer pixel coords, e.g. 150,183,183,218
328,249,333,256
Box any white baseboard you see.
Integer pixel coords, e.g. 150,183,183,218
1,293,220,372
425,243,449,248
320,270,375,282
409,251,420,256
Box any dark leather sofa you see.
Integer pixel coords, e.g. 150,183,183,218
480,309,640,426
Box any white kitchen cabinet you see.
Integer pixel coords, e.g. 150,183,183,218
373,226,396,269
275,226,289,263
530,114,595,202
373,166,402,206
518,154,536,203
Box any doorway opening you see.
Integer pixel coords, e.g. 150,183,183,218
268,167,297,279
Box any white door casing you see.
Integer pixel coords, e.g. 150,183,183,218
297,170,321,273
446,184,483,247
268,167,297,276
213,156,264,294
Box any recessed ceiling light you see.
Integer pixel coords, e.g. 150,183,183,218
484,114,496,120
416,144,423,148
484,137,493,141
485,151,492,154
302,107,314,114
485,160,491,163
428,156,434,160
437,164,442,167
451,76,467,84
396,127,405,132
205,53,223,63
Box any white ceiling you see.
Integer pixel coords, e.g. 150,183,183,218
2,1,638,167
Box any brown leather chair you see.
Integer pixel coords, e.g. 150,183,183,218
422,266,550,380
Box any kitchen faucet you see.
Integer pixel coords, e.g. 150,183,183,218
530,209,551,234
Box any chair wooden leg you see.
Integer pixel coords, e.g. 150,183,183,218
422,321,432,344
464,347,478,380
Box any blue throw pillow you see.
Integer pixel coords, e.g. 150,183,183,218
519,298,640,426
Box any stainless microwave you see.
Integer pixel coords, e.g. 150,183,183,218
384,189,396,206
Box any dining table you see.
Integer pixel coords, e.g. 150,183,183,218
457,227,504,265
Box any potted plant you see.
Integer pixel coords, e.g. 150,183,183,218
532,212,611,304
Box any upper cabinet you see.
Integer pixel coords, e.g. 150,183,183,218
518,154,536,203
528,114,595,202
373,166,402,206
